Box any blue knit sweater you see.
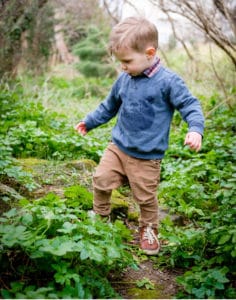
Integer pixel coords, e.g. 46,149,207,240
84,66,205,159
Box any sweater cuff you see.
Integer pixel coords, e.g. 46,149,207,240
188,125,204,136
83,117,94,131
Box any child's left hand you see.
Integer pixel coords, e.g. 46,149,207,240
184,132,202,152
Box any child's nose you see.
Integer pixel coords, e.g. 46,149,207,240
121,63,127,70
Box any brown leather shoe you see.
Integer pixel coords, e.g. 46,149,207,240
140,225,160,255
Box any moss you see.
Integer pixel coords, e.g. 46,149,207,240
66,159,97,171
127,285,169,299
127,211,139,222
18,158,48,172
111,189,129,220
64,185,93,210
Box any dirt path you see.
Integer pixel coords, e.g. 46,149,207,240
108,220,182,299
111,259,181,299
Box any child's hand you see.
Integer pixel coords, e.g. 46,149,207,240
184,132,202,152
74,121,87,136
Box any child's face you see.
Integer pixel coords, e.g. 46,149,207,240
114,47,155,77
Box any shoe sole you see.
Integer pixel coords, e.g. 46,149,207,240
141,247,160,255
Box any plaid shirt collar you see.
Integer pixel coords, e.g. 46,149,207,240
143,57,161,77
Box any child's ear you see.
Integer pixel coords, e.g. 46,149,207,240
145,47,156,58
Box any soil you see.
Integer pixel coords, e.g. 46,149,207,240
111,260,181,299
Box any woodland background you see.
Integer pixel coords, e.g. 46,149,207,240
0,0,235,299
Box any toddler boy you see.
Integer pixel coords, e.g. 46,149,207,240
75,17,204,255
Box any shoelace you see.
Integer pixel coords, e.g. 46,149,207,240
143,226,158,245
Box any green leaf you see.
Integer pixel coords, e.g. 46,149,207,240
19,198,30,206
232,232,236,243
136,278,155,290
39,238,75,256
57,221,77,233
231,249,236,257
3,208,18,218
106,245,120,259
80,248,89,260
21,213,33,225
211,268,229,283
214,282,225,290
1,225,28,247
76,280,85,299
218,234,231,245
192,287,208,298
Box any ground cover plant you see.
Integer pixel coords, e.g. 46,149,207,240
0,193,133,299
0,45,235,298
157,108,236,299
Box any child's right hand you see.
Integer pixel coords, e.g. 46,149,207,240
74,121,87,136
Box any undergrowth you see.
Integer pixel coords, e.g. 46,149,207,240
0,193,134,299
0,47,236,298
156,108,236,299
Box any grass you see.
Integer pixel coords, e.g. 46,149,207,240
19,72,113,124
160,43,235,111
18,44,235,124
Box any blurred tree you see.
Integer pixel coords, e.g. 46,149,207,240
0,0,112,77
54,0,111,50
73,26,116,78
0,0,54,77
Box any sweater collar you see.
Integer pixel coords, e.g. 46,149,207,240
143,57,161,77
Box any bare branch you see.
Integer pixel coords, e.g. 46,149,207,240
159,1,194,60
100,0,126,24
149,0,236,67
209,43,228,101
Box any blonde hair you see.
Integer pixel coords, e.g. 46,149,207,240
108,17,158,55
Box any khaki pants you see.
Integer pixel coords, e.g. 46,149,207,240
93,143,161,228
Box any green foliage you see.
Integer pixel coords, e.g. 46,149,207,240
0,84,38,190
176,266,232,299
76,61,117,78
47,75,112,102
1,44,235,298
73,26,116,78
75,47,107,60
0,193,133,299
0,79,110,193
0,81,107,161
156,107,236,298
136,278,155,290
64,185,93,210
